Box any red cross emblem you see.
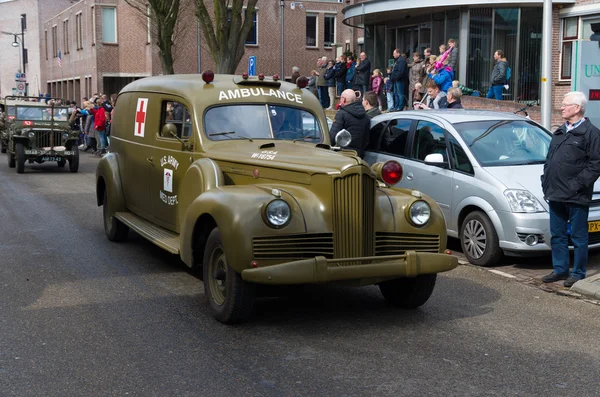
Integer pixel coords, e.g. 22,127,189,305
134,98,148,137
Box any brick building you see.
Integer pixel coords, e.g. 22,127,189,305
40,0,354,101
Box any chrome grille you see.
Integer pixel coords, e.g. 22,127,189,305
253,233,334,260
375,232,440,256
333,172,375,262
33,131,63,148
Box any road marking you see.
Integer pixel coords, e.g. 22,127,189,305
488,269,517,279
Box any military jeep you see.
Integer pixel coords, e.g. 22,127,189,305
0,99,18,153
96,72,458,323
5,97,79,173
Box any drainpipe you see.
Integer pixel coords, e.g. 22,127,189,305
540,0,552,129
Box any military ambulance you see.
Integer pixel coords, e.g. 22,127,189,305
96,71,458,323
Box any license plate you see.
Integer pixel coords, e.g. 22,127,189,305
41,156,62,162
589,221,600,232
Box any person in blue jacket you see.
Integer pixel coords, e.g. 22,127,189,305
429,62,453,93
346,56,356,90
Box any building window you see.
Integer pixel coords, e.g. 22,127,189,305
245,9,257,45
324,14,336,47
45,30,48,60
91,6,96,45
52,25,58,57
306,14,317,47
561,17,578,80
76,13,83,50
582,16,600,41
63,19,70,54
102,7,117,43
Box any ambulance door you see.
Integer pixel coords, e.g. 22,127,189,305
150,99,194,231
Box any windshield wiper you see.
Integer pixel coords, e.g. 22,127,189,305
469,120,512,148
208,131,253,142
292,135,320,143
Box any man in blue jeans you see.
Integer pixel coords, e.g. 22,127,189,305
541,91,600,287
486,50,507,100
390,49,408,111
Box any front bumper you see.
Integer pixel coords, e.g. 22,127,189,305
24,147,75,156
241,251,458,284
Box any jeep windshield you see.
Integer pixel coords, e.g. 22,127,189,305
15,105,69,122
204,105,324,142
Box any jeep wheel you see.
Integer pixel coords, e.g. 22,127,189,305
460,211,502,267
68,144,79,173
0,141,6,153
103,189,128,242
15,143,25,174
379,274,437,308
203,228,255,324
7,148,15,168
57,159,66,168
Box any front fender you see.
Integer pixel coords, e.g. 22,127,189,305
180,185,309,272
95,152,126,214
455,196,505,241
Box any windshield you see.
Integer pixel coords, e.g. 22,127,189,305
453,120,551,166
204,105,324,142
15,106,69,121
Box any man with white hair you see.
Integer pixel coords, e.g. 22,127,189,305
329,89,370,157
541,91,600,287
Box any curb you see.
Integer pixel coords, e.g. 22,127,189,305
570,274,600,300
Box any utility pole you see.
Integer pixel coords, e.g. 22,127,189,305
540,0,552,129
20,14,27,96
280,0,284,79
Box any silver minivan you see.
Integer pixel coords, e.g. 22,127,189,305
365,110,600,266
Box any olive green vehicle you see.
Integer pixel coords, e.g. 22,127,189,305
0,99,18,153
5,96,79,173
96,72,458,323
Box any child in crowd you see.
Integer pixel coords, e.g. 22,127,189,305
384,76,394,112
370,69,384,109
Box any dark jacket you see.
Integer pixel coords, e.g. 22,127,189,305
542,118,600,205
353,58,372,86
447,100,463,109
391,56,408,83
324,66,336,87
334,61,347,84
291,71,300,84
329,101,370,157
491,59,508,85
366,107,382,119
346,62,356,85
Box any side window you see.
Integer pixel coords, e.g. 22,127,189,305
411,120,447,161
448,135,473,174
162,101,192,139
379,119,412,156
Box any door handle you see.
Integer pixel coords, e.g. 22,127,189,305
146,156,154,165
406,172,414,180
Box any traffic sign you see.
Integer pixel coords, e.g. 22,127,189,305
15,73,26,82
15,82,26,93
248,56,256,77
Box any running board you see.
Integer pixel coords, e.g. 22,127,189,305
115,212,180,254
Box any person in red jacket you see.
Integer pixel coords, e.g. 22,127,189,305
89,98,108,155
370,69,384,109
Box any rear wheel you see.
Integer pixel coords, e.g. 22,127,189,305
103,189,129,242
68,143,79,173
203,228,255,324
379,274,437,308
460,211,502,267
0,141,6,153
7,147,15,168
15,143,25,173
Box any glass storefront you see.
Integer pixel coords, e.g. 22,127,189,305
364,7,543,102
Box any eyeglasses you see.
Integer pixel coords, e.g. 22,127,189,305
560,103,578,108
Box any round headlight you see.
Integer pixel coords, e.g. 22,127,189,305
28,131,35,138
265,199,291,227
63,133,69,139
409,200,431,226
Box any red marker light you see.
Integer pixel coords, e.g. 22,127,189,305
242,72,249,80
381,160,402,185
202,70,215,84
8,116,15,120
296,76,308,89
251,261,259,268
253,169,259,178
445,250,452,255
273,74,280,81
23,120,33,126
258,73,265,81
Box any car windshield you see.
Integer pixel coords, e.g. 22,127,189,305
15,105,69,121
453,120,551,166
204,104,323,142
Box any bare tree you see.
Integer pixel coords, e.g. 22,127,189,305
196,0,259,74
124,0,181,75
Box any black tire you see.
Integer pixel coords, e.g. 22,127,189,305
103,189,129,242
68,144,79,173
7,148,15,168
379,274,437,308
58,159,66,167
15,143,25,174
460,211,502,266
0,141,6,153
203,228,255,324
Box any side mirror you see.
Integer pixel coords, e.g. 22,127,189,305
161,123,178,138
424,153,448,167
334,129,352,148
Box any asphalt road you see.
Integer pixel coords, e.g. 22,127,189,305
2,154,600,397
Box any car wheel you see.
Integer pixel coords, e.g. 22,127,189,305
103,189,128,242
15,143,25,174
0,141,6,153
460,211,502,266
7,148,15,168
379,274,437,308
68,144,79,173
203,228,255,324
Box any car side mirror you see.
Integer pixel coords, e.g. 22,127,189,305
334,129,352,148
161,123,178,138
424,153,448,168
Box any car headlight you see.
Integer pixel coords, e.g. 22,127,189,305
63,133,69,139
409,200,431,226
503,189,545,213
265,199,291,227
28,131,35,138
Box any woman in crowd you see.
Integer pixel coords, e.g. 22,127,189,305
324,60,336,110
408,51,425,106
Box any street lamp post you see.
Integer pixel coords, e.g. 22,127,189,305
280,0,285,79
2,14,27,95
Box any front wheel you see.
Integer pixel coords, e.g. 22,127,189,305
379,274,437,308
203,228,255,324
0,141,6,153
103,189,128,242
68,144,79,173
7,148,15,168
460,211,502,267
15,143,25,173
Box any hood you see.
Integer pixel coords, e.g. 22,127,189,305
341,101,367,119
205,140,362,175
483,164,548,210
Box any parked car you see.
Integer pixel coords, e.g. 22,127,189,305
96,72,457,323
365,110,600,266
